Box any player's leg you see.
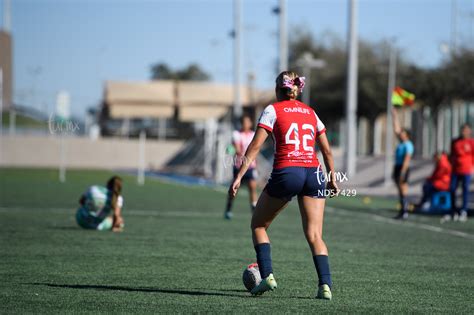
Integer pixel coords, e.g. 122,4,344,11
250,191,288,295
224,167,240,219
251,190,288,244
393,166,405,218
224,194,234,219
298,196,328,254
298,196,332,300
417,181,433,209
250,168,303,295
394,183,406,219
460,174,471,222
394,167,409,219
97,216,113,231
450,174,460,218
76,207,98,230
441,174,459,223
76,208,89,229
247,178,258,213
402,168,411,215
300,167,332,299
401,181,409,214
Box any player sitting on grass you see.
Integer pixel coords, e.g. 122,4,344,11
76,176,125,232
224,115,258,219
229,71,339,300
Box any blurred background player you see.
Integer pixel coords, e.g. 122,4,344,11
229,71,338,300
224,115,258,219
415,152,452,211
391,108,414,220
447,124,474,222
76,176,125,232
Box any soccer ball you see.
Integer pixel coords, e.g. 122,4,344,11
242,262,261,291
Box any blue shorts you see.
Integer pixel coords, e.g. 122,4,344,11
234,167,257,182
265,167,327,201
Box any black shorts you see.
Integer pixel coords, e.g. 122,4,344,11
393,165,410,184
234,167,257,182
264,167,327,202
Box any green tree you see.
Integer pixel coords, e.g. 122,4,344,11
150,63,173,80
150,63,210,81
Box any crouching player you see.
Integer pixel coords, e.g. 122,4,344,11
229,71,339,299
76,176,125,232
415,152,452,211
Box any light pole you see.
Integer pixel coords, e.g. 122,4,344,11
3,0,11,32
344,0,359,178
296,52,325,105
272,0,288,72
384,44,397,187
451,0,457,55
0,68,3,164
233,0,242,120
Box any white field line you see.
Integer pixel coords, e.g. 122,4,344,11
0,207,218,218
1,206,473,240
326,206,474,241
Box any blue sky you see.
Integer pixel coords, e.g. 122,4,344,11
4,0,474,117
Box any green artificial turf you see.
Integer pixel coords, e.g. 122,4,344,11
0,168,473,313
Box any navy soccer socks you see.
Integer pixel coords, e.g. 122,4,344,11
255,243,273,279
313,255,332,288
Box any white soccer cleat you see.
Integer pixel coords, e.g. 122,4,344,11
250,273,277,296
316,284,332,300
459,211,468,223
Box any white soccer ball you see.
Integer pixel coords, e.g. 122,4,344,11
242,262,262,291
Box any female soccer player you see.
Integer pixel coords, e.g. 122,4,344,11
229,71,338,299
448,124,473,222
391,108,414,219
415,152,452,210
76,176,125,232
224,115,258,219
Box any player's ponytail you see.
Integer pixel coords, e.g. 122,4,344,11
275,71,305,101
107,176,122,210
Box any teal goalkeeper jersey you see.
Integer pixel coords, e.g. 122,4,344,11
81,185,123,220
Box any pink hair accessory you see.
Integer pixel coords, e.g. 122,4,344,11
282,75,306,93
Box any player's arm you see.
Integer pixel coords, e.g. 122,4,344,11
317,133,340,196
112,197,124,232
233,142,242,156
391,107,402,138
228,127,269,198
112,207,123,232
113,205,122,222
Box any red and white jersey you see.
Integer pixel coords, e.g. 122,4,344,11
257,100,326,169
451,137,474,175
233,130,257,168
